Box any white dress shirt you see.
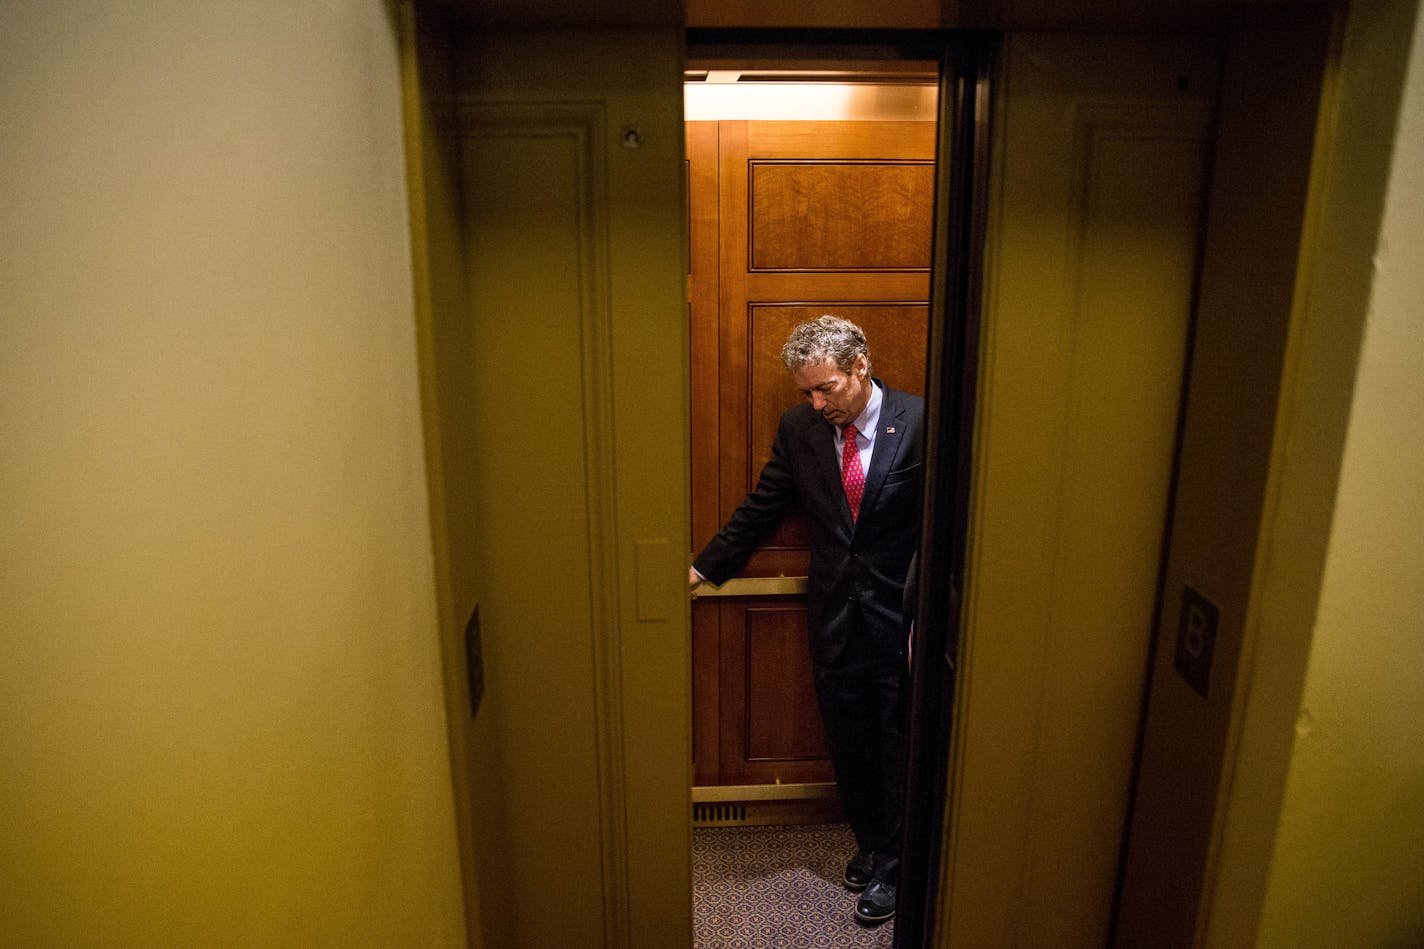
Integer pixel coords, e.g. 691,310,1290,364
835,379,882,476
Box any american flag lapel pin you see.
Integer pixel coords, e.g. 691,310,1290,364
886,426,896,434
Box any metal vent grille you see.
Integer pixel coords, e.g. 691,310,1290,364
692,803,749,826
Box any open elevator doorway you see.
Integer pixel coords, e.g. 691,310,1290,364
683,30,992,947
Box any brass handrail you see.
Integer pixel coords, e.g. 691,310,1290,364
691,575,808,598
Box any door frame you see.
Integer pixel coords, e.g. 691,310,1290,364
685,29,999,949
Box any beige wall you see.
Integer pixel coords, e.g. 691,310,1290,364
1251,1,1424,944
0,2,466,945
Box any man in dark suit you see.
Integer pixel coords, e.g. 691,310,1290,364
689,315,922,925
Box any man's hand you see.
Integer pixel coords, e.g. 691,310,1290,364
688,566,702,591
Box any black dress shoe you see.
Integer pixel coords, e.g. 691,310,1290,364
855,880,896,925
843,850,874,891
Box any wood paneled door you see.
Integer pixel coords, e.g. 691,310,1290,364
688,118,936,789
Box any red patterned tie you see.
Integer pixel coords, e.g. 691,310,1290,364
841,423,864,520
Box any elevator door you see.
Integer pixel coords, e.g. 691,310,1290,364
688,118,936,789
940,34,1219,946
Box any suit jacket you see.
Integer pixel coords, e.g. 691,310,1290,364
693,380,924,666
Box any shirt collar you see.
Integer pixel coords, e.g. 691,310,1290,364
848,379,882,440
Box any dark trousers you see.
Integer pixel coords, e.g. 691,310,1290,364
813,648,910,884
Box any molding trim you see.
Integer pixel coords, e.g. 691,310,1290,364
692,781,839,802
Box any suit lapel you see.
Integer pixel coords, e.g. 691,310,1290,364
860,386,907,519
810,415,849,523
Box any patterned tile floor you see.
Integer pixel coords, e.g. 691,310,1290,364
693,822,894,948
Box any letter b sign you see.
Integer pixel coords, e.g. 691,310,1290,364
1174,585,1218,698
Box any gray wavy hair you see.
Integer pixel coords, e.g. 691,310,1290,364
780,315,871,375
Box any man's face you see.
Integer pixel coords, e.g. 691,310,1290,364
792,355,872,428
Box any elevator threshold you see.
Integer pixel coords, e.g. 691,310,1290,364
691,781,842,827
